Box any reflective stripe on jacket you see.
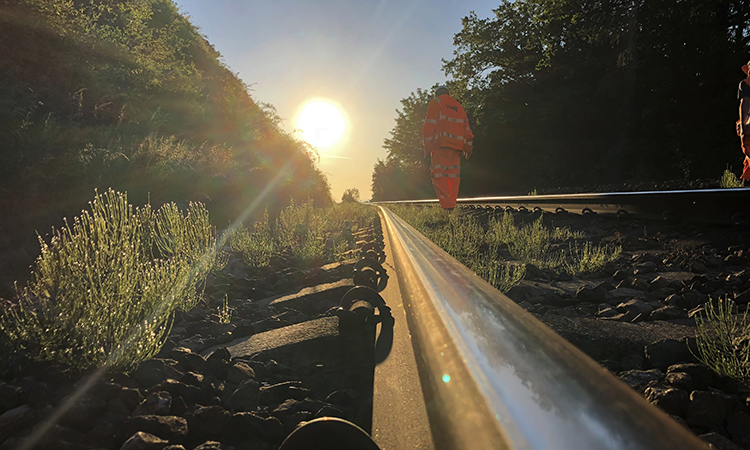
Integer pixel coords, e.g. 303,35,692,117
422,94,473,156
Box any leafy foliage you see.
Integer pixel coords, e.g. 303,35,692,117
721,168,744,188
0,190,223,371
388,206,525,292
694,298,750,384
275,200,327,266
389,205,620,291
373,0,750,198
563,241,621,276
372,89,436,200
0,0,331,294
229,209,275,269
230,201,377,269
341,188,360,203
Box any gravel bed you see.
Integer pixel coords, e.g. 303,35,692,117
0,221,384,450
500,209,750,450
4,207,750,449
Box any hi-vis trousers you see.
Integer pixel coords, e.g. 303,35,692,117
742,135,750,180
430,147,461,209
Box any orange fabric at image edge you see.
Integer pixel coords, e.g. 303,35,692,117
742,136,750,180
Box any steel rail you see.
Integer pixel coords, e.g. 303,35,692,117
377,205,707,450
376,187,750,223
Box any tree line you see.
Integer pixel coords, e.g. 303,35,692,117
0,0,331,294
372,0,750,200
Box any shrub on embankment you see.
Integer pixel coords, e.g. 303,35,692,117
229,201,378,270
694,298,750,386
0,191,375,373
0,190,224,372
0,0,331,296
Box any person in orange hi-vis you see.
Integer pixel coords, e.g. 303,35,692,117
422,85,473,210
738,59,750,182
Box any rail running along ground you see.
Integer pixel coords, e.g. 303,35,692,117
3,190,746,449
372,205,707,450
376,188,750,224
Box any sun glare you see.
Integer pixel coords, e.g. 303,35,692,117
295,99,347,149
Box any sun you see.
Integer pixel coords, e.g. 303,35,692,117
295,99,347,149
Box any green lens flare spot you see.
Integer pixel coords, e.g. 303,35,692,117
442,374,451,383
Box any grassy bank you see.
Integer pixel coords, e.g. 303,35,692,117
0,0,332,297
388,205,621,292
229,201,377,270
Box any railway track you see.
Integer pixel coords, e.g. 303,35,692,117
367,205,707,450
376,188,750,224
365,189,750,449
7,190,749,449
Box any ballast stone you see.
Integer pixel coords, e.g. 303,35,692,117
686,390,733,429
619,369,664,392
645,338,693,370
132,392,172,417
119,431,168,450
118,415,188,445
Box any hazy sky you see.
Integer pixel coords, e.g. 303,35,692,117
174,0,496,201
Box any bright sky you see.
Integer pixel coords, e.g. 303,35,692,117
174,0,496,201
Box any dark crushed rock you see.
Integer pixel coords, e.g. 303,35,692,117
119,431,169,450
536,315,695,368
118,415,188,446
132,392,172,417
0,222,384,449
492,208,750,448
645,385,691,417
645,339,694,371
225,412,285,444
699,432,743,450
619,369,664,392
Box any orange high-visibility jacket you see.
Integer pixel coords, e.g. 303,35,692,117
422,94,473,156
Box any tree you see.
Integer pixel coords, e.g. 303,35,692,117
382,88,433,170
0,0,333,296
442,0,750,193
341,188,360,203
371,88,437,200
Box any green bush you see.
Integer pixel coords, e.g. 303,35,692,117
0,189,222,371
229,201,377,268
694,298,750,384
276,200,327,265
485,212,617,275
0,0,333,285
720,168,743,189
388,206,621,292
323,201,377,234
229,209,275,268
564,241,621,276
321,202,378,261
429,211,485,267
488,212,549,263
471,258,527,293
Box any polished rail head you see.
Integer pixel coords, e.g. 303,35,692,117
372,187,750,203
378,206,707,450
372,188,750,224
